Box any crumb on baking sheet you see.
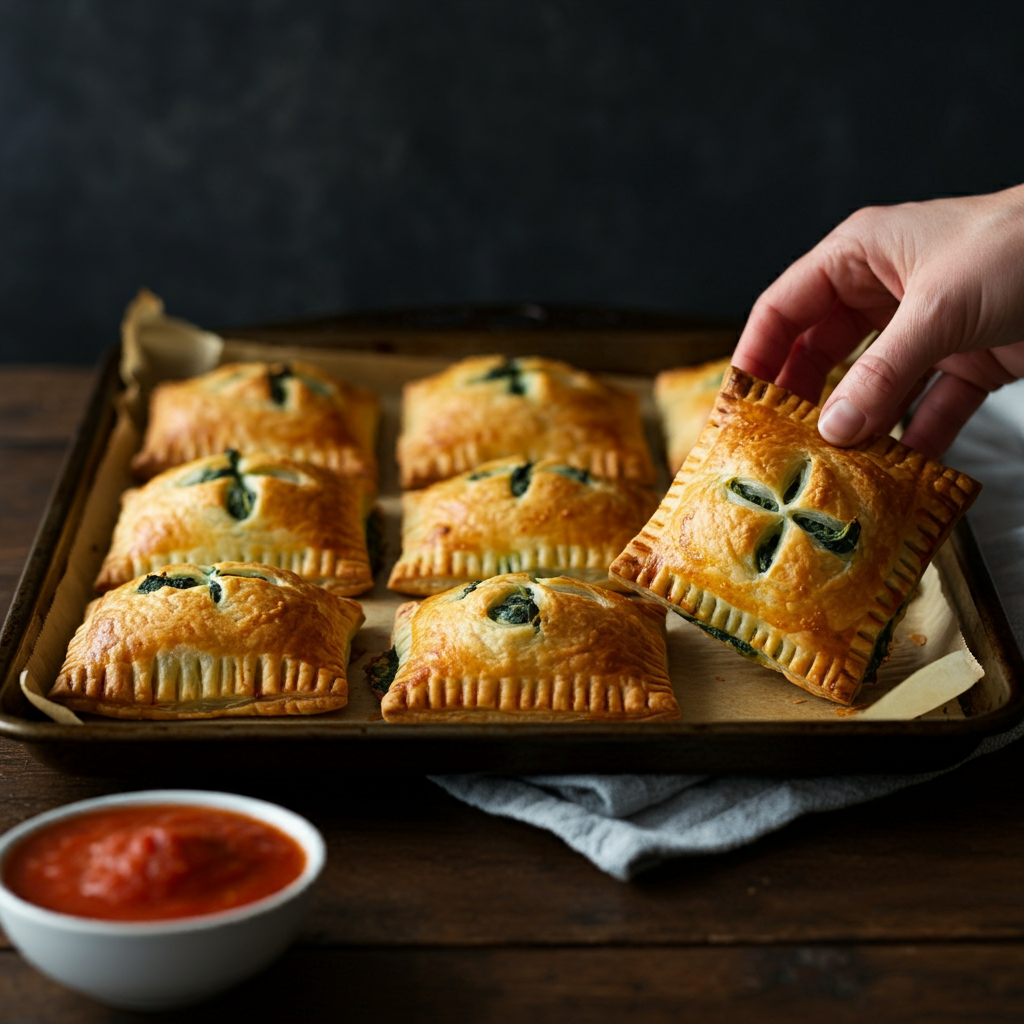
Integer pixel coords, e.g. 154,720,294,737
909,633,928,647
834,704,870,717
793,698,807,704
715,676,725,682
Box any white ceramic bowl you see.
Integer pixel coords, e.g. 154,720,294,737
0,789,325,1011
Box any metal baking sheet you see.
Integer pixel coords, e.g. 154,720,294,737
1,308,1021,777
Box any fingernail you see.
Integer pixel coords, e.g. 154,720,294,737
819,398,867,445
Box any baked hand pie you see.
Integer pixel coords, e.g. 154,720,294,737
374,573,679,722
131,360,379,486
387,456,660,594
654,356,732,474
396,355,655,489
96,451,374,596
49,563,364,719
611,368,981,705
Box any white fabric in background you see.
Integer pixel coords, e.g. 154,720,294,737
431,380,1024,880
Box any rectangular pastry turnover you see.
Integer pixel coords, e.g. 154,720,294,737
373,573,679,722
611,368,981,705
132,360,380,489
49,563,364,719
396,355,655,489
387,456,659,595
96,451,374,596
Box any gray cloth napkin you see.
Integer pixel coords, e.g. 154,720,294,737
431,381,1024,880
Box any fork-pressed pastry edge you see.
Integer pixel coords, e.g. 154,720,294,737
52,653,349,719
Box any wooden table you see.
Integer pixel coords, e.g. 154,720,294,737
2,366,1023,1022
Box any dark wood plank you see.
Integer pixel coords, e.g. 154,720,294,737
0,367,96,444
0,736,1023,949
1,942,1023,1023
0,448,75,611
0,366,94,614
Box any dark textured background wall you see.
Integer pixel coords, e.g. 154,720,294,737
1,1,1022,362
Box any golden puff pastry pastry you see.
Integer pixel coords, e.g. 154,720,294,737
654,356,732,474
375,573,679,722
131,360,379,486
95,451,374,596
49,563,364,719
611,368,981,706
387,456,660,595
396,355,656,489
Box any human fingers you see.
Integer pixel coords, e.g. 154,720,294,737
880,369,936,437
821,302,1024,451
734,212,901,384
898,372,989,458
775,300,879,404
817,283,963,447
732,253,843,382
900,343,1024,456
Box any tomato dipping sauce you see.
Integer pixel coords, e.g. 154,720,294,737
2,805,306,922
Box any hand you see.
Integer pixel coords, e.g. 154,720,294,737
732,185,1024,458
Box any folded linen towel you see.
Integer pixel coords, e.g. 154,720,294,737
431,381,1024,880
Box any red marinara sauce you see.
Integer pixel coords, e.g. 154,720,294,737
2,805,306,922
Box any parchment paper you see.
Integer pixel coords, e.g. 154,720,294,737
19,293,984,725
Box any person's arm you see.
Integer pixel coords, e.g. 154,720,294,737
731,184,1024,458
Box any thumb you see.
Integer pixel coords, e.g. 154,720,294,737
817,294,950,447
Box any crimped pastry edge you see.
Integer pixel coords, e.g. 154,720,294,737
381,672,679,722
51,653,349,719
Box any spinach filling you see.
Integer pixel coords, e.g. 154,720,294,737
458,582,481,598
267,365,293,405
136,575,204,594
488,589,540,630
366,647,400,698
547,465,591,485
222,450,256,521
728,479,779,513
693,620,760,661
862,590,915,682
478,359,526,396
364,506,385,575
183,449,256,521
224,477,256,521
782,464,807,504
138,568,225,603
791,514,860,555
509,462,533,497
755,526,782,574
